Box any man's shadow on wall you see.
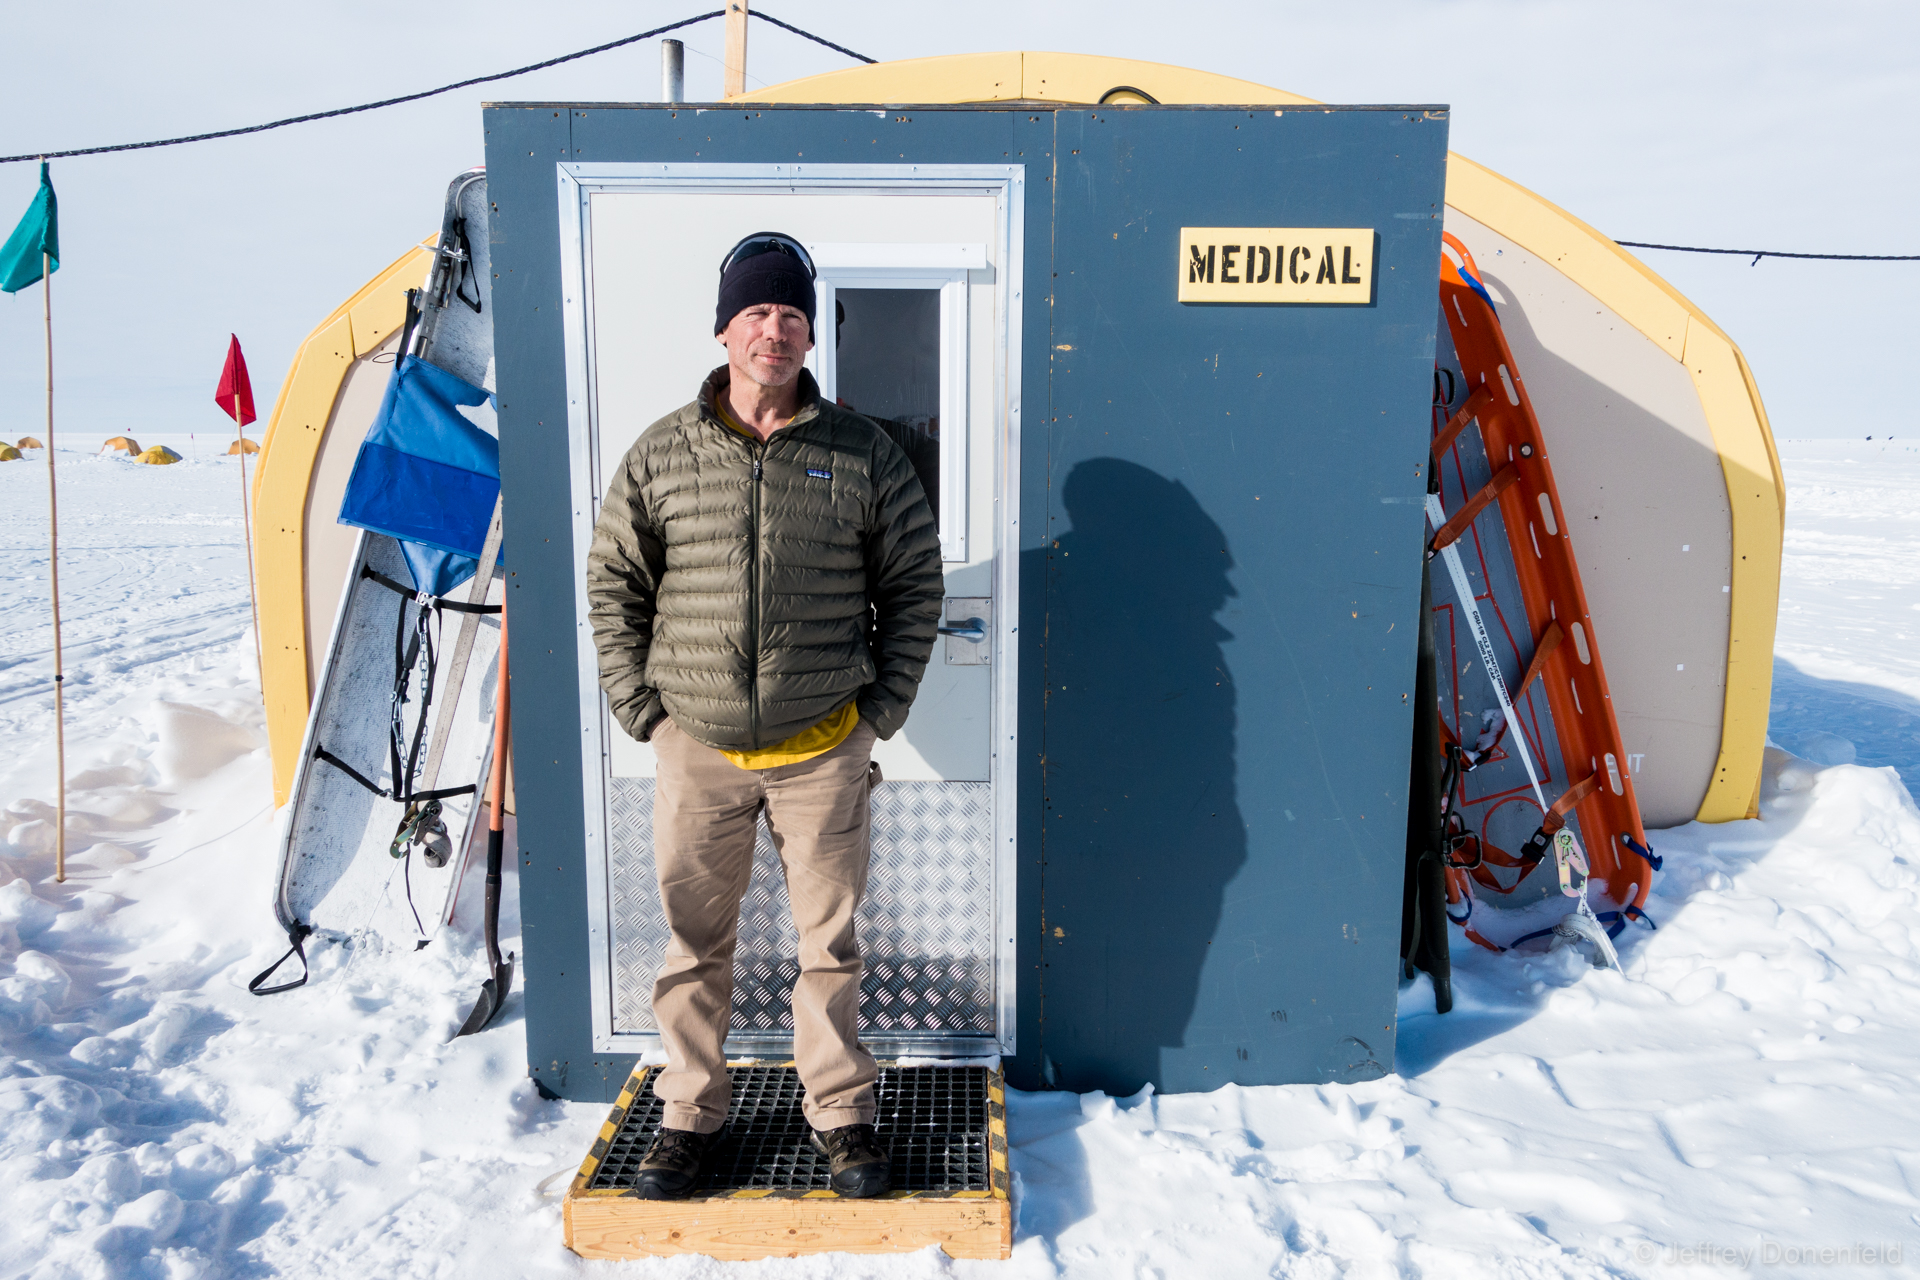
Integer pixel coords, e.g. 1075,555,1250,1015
1034,457,1247,1095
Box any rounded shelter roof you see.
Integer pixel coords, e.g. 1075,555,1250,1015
732,51,1780,823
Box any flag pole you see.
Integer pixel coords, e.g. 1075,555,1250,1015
43,238,66,886
233,402,263,694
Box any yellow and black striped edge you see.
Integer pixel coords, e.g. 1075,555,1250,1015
567,1063,1010,1203
569,1063,652,1197
987,1068,1010,1200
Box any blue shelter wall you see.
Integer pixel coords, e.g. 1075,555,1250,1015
482,103,1447,1102
1038,108,1446,1093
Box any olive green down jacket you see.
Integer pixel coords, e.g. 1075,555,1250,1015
586,368,944,752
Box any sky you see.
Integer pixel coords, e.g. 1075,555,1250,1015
0,0,1912,444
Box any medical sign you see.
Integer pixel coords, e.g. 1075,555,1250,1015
1178,228,1376,304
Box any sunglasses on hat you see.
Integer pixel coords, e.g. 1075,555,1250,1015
719,231,817,280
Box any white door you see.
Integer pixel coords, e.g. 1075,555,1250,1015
557,165,1024,1057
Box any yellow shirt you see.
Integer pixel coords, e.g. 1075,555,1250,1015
711,393,860,770
720,700,861,770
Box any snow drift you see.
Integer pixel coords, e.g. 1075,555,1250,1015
0,442,1916,1278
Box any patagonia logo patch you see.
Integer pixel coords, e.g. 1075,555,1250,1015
807,468,833,480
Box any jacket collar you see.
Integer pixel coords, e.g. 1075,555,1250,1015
698,365,823,437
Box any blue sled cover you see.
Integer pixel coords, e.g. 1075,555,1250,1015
339,354,502,596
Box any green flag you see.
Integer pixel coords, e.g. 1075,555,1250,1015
0,161,58,294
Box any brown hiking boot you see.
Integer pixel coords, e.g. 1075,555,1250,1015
634,1126,719,1199
810,1123,891,1198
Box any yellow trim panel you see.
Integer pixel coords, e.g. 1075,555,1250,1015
254,242,433,805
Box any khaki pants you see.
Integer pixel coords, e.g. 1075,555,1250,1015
648,714,879,1133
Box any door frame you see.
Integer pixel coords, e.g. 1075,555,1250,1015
553,162,1026,1057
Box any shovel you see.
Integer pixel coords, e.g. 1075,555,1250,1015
454,609,515,1037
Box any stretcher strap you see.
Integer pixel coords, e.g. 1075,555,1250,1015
311,561,492,808
1457,828,1551,896
1440,800,1526,950
1504,923,1559,950
311,744,476,803
1510,902,1656,951
1515,621,1564,702
248,923,313,996
1620,833,1662,870
1543,771,1601,835
1440,746,1546,897
1464,843,1548,895
1441,865,1507,952
1428,465,1519,556
1517,770,1604,866
1430,384,1494,460
1442,712,1507,771
360,564,502,614
1596,904,1658,938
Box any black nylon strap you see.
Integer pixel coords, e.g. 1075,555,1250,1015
312,744,475,803
408,783,479,803
396,287,423,364
359,564,501,614
314,744,386,794
248,924,313,996
390,593,422,798
450,216,483,314
305,553,491,831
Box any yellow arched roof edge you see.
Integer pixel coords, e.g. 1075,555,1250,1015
745,52,1780,822
735,51,1319,107
254,239,434,805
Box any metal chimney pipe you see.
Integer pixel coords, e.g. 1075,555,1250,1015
661,39,685,104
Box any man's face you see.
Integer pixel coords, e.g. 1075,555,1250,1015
718,303,814,389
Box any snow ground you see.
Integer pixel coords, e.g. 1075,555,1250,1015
2,439,1918,1278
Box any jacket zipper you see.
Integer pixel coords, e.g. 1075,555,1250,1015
749,450,763,745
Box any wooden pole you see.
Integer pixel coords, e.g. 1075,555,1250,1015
723,0,749,98
233,401,264,694
43,247,66,885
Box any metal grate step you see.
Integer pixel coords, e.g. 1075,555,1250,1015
585,1063,1001,1195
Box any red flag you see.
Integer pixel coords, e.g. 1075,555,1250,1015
215,334,256,427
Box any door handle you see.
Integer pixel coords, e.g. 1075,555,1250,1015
942,598,991,665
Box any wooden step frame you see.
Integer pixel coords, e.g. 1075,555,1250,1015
564,1062,1012,1261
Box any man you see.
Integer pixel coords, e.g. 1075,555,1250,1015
586,232,944,1200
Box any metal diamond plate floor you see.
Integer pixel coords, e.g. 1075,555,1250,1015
608,777,995,1037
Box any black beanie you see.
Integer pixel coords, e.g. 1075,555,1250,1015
715,249,817,338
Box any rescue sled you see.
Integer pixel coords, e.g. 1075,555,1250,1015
1425,232,1655,952
261,171,501,972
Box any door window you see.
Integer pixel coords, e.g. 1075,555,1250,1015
807,245,978,563
834,287,942,523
